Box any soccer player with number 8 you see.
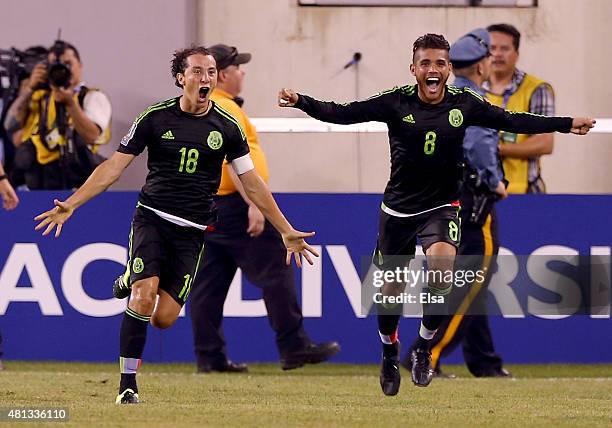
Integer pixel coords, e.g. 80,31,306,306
278,33,595,396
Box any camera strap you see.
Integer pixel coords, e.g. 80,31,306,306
37,87,88,149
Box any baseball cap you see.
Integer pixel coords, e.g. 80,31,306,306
207,44,251,70
449,28,491,69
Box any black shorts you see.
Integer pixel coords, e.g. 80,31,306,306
122,206,206,305
373,205,461,268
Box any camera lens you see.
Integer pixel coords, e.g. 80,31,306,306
48,62,71,88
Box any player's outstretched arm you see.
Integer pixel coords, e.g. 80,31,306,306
34,152,135,237
466,90,596,136
278,87,391,125
237,169,319,268
493,113,596,136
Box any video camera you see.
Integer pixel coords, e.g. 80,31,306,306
0,34,74,103
0,46,48,101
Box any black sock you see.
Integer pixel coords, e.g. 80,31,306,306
119,308,150,393
422,313,445,333
378,311,401,358
421,286,451,334
120,373,137,393
377,314,400,336
417,285,451,351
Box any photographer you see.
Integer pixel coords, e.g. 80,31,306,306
3,41,111,189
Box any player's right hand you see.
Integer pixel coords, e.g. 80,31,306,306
34,199,74,238
282,229,319,268
278,88,298,107
28,63,48,91
0,179,19,211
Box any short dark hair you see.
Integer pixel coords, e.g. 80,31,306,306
171,46,211,88
48,41,80,62
487,23,521,51
63,42,80,62
412,33,450,61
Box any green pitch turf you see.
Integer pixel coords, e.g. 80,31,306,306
1,362,611,427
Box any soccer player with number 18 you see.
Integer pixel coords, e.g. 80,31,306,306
34,46,318,404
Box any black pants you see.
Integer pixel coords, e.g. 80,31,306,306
410,191,504,376
190,193,310,366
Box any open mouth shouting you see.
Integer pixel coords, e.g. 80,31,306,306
425,76,441,94
198,86,210,102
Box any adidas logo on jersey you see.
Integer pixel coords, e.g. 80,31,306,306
402,114,415,124
161,130,174,140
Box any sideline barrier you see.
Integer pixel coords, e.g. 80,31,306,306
0,193,611,363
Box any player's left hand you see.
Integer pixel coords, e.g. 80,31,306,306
282,229,319,268
570,117,596,135
34,199,75,237
247,205,265,237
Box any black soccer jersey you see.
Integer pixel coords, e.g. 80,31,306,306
117,97,250,225
295,85,572,214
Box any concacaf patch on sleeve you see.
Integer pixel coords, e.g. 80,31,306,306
121,121,137,146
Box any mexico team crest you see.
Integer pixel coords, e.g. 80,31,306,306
207,131,223,150
448,109,463,127
132,257,144,274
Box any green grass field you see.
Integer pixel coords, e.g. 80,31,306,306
1,362,611,427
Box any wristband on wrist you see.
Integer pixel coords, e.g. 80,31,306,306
0,174,8,181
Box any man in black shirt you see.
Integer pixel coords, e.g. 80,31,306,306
278,34,594,395
34,46,318,404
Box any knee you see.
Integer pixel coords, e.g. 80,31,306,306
150,315,176,330
129,281,157,313
427,242,457,258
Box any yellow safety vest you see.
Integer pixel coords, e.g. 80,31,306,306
486,74,552,194
212,88,270,196
21,88,110,165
